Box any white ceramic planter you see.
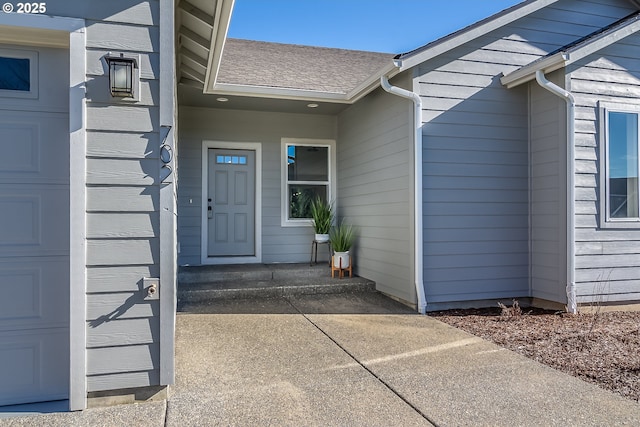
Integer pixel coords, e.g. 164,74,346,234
315,233,329,243
333,251,350,268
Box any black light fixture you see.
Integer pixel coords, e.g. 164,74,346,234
105,53,138,97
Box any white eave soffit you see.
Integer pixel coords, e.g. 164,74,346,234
206,60,399,104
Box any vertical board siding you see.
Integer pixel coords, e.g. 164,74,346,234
45,0,165,392
529,74,567,303
337,80,415,304
177,107,336,265
569,30,640,304
416,0,636,308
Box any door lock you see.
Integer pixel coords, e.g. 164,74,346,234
208,198,213,218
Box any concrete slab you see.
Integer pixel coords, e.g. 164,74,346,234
307,314,640,426
287,292,417,315
178,296,300,314
0,401,166,427
168,313,431,426
5,292,640,426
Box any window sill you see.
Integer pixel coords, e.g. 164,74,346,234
600,219,640,229
281,219,313,228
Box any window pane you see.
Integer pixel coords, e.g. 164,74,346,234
289,185,327,219
0,57,30,91
609,112,639,218
287,146,328,181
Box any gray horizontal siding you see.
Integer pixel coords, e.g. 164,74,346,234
177,106,336,265
529,72,567,304
66,0,164,392
568,28,640,305
87,265,159,293
415,0,636,307
337,78,415,304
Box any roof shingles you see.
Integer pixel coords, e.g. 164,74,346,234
217,38,394,94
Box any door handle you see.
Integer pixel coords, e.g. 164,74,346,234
208,198,213,218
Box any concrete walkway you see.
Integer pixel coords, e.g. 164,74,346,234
2,292,640,426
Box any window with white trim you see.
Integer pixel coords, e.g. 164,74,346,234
0,48,38,99
281,139,335,226
601,102,640,226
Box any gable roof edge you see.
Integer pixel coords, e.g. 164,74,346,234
203,0,235,93
500,53,568,88
394,0,560,72
501,11,640,88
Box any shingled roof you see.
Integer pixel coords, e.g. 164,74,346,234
216,38,395,96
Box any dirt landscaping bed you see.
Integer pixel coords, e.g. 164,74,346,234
430,305,640,402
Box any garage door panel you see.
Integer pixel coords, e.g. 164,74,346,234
0,328,69,406
0,44,69,406
0,186,69,257
0,257,69,332
0,110,69,184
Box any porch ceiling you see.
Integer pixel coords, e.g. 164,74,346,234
178,84,351,115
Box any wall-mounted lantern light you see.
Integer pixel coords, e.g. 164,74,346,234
105,53,138,97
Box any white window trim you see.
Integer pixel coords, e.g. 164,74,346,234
281,138,336,227
0,47,38,99
599,100,640,229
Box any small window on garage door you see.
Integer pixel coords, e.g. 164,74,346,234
0,48,38,99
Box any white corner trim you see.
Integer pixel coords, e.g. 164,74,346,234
159,0,177,387
68,22,87,412
200,140,263,265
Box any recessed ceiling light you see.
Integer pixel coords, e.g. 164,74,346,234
307,103,319,108
217,97,229,102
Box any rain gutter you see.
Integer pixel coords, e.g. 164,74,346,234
535,70,577,313
380,74,427,315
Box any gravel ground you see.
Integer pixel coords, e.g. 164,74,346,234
431,304,640,402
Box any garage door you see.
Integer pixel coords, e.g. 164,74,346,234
0,45,70,406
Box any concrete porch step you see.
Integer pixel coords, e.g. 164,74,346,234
177,263,375,306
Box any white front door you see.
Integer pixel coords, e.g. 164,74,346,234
0,45,70,406
207,149,256,257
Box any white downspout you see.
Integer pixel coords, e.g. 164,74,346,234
381,75,427,314
535,70,577,314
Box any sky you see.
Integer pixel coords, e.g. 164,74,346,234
228,0,524,54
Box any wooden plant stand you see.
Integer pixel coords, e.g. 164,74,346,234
331,255,353,279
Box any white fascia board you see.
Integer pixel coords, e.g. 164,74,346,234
500,52,568,88
212,83,353,103
204,0,235,92
396,0,559,72
211,62,399,104
346,62,400,102
564,18,640,65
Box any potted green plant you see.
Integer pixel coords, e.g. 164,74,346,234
310,196,333,242
329,220,355,268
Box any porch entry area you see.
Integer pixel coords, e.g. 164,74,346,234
201,141,262,264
